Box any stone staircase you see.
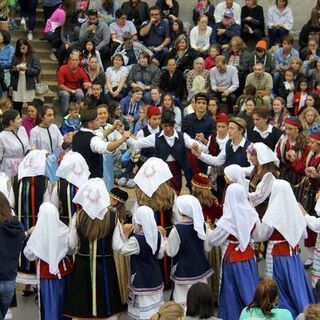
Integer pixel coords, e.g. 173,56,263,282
11,6,59,108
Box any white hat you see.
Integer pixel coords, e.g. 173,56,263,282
56,151,90,187
224,164,249,194
133,206,159,254
24,202,69,276
250,142,279,166
173,195,206,240
18,149,48,181
134,157,172,197
73,178,110,220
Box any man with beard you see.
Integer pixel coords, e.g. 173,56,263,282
79,9,111,68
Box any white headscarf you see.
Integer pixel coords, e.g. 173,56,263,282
133,206,159,254
18,149,48,181
316,198,320,217
217,183,259,252
252,142,280,166
0,172,14,207
73,178,110,220
263,179,306,248
134,157,173,197
224,164,249,194
173,195,206,240
24,202,69,276
56,151,90,187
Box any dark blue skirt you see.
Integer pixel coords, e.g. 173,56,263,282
40,276,69,320
218,258,259,320
273,254,315,318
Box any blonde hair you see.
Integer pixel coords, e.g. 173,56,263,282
0,97,13,112
230,36,247,52
135,182,175,212
299,106,320,129
150,301,184,320
190,75,207,94
305,304,320,320
289,56,304,74
76,206,117,241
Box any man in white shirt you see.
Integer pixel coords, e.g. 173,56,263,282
214,0,241,25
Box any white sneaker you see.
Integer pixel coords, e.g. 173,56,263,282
126,179,136,189
5,309,13,319
117,177,127,186
20,18,26,31
27,32,33,41
49,51,57,61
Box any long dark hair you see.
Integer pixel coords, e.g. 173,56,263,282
63,10,79,31
0,192,13,226
14,38,34,62
1,109,19,128
102,0,114,12
83,40,97,58
186,283,215,319
36,105,54,125
247,279,278,317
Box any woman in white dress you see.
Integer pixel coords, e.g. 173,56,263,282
10,38,40,114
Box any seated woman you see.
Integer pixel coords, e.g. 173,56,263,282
170,19,185,47
105,52,129,102
127,52,161,103
99,0,121,25
237,96,255,129
186,57,210,96
266,0,293,47
167,35,200,74
240,279,293,320
192,0,215,27
240,0,265,43
271,96,288,131
189,15,212,57
160,58,185,103
110,8,138,46
161,93,181,131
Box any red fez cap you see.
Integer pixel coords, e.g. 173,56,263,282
310,133,320,143
147,106,161,119
284,116,302,129
191,173,211,189
216,113,229,123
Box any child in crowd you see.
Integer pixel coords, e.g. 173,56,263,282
117,205,165,320
150,86,163,108
205,44,219,71
134,105,148,134
24,202,73,320
166,195,213,307
278,68,296,113
293,78,309,116
82,40,104,71
60,102,82,135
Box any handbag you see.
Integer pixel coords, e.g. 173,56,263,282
35,73,52,96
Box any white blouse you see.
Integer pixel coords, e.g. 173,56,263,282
30,124,63,154
0,126,30,177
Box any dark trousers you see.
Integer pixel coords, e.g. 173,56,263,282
268,27,289,47
19,0,38,31
211,91,237,114
13,101,23,115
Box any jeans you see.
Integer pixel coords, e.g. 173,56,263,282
19,0,38,32
0,280,15,320
59,89,84,114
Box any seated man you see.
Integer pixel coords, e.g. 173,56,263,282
214,0,241,25
139,5,171,66
86,83,109,109
245,63,273,109
210,9,241,50
210,55,239,113
58,50,91,114
79,9,111,69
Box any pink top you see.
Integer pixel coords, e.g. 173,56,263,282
44,7,66,33
22,117,36,138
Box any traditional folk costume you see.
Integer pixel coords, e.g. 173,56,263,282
207,113,229,201
0,126,30,178
276,117,310,203
16,150,49,286
129,111,198,194
0,172,15,208
54,151,90,225
224,164,250,192
257,180,315,318
134,157,175,288
304,198,320,289
247,142,279,217
30,124,64,182
166,195,213,306
23,202,73,320
191,173,222,304
209,183,260,320
109,187,130,305
64,178,123,319
117,206,165,320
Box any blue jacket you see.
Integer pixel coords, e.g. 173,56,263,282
119,96,144,121
0,45,15,69
60,114,82,135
